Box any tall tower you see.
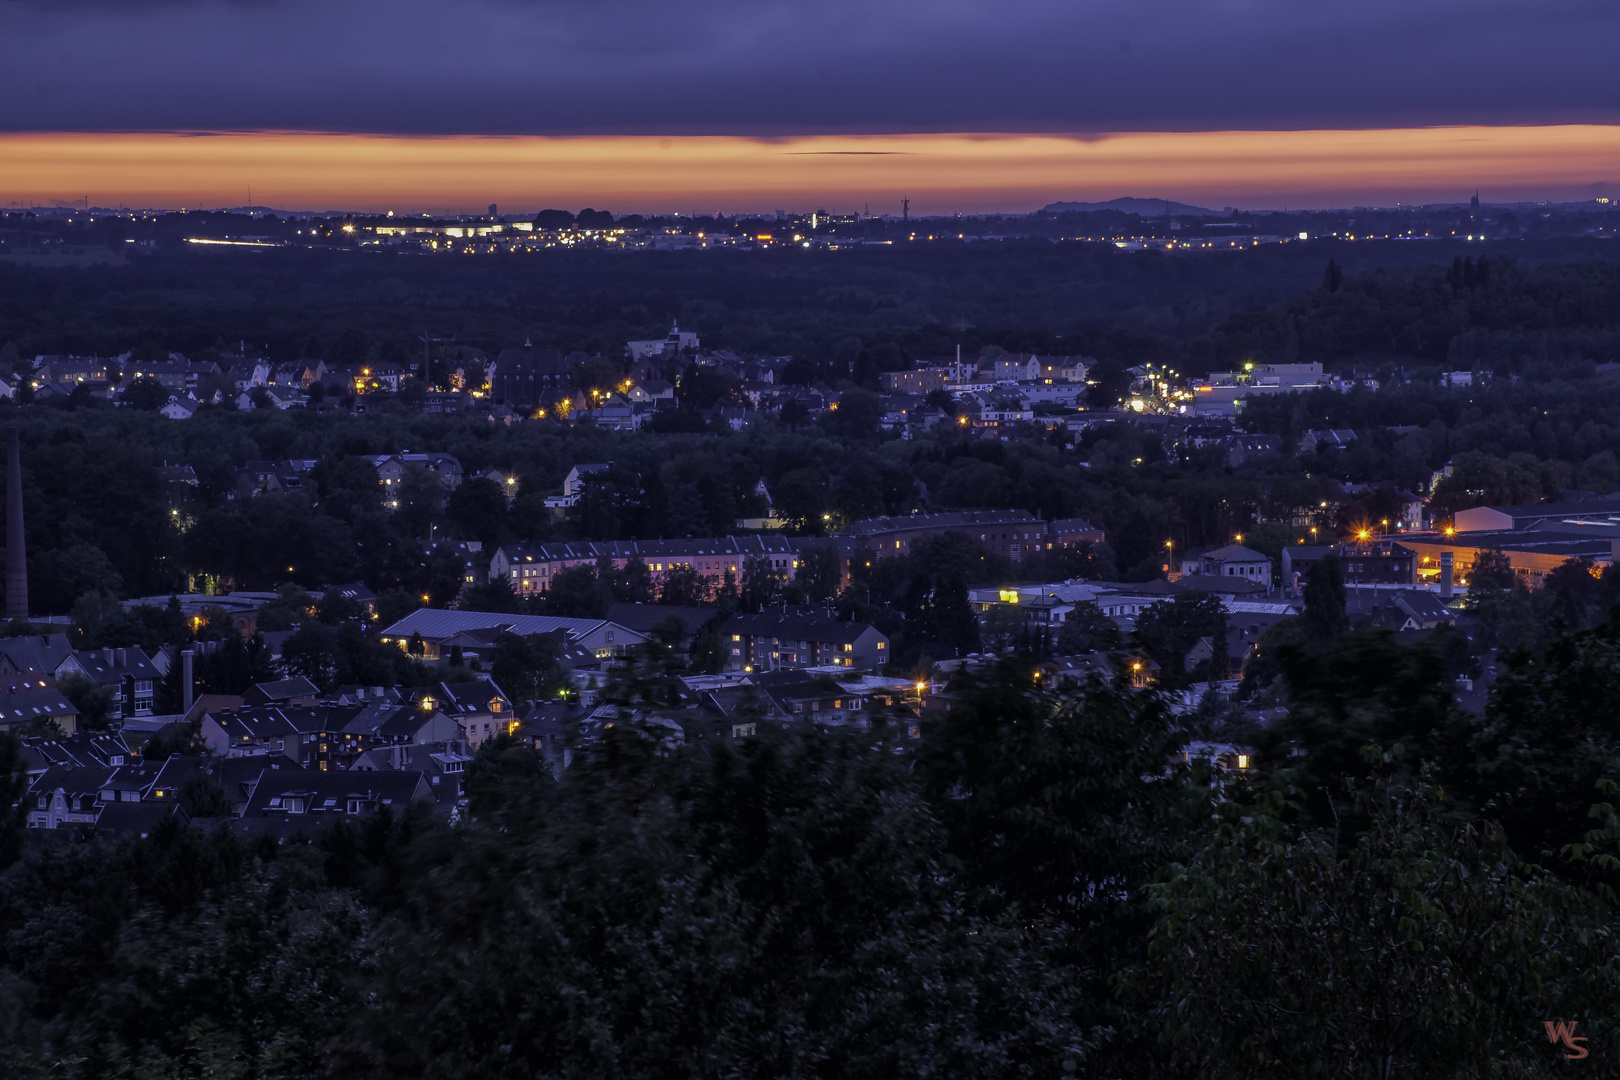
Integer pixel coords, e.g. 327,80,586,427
5,430,25,621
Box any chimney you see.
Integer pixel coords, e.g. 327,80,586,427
1440,552,1454,599
5,430,25,621
181,648,195,714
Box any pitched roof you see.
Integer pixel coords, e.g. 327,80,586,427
0,633,74,674
240,769,434,818
0,686,80,725
721,612,881,645
243,677,322,705
1200,544,1269,563
380,608,641,645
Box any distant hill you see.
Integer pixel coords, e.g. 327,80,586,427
1041,197,1219,217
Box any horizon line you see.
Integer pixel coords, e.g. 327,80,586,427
2,126,1616,217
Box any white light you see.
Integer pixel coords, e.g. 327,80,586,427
1298,231,1309,240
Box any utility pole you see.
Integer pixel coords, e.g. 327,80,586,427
902,198,909,223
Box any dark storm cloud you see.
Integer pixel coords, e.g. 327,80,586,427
1,0,1617,132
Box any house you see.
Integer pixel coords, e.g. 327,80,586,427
379,608,647,662
133,357,220,393
238,769,436,821
512,701,582,772
200,704,365,770
604,602,720,649
55,647,162,721
1048,517,1106,548
36,355,111,384
0,679,80,736
988,354,1042,382
374,452,464,491
158,463,199,504
1299,429,1358,454
1036,356,1091,383
26,765,117,828
545,462,613,508
337,701,464,767
242,677,322,706
719,612,889,672
846,510,1054,564
351,741,473,804
1387,590,1456,630
1191,544,1272,583
0,633,75,674
752,670,870,724
626,322,699,360
322,582,378,617
1281,539,1417,589
881,369,950,394
25,761,167,829
1225,434,1282,465
411,680,515,748
626,379,675,403
489,342,571,410
160,395,202,420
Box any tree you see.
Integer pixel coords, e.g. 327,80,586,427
282,622,341,690
491,631,567,703
1055,600,1122,654
1135,592,1227,684
1142,766,1616,1078
1301,552,1349,641
445,476,508,549
1468,547,1516,592
659,566,708,606
545,565,610,618
57,672,115,730
1322,257,1342,293
0,731,30,867
122,375,169,411
792,540,842,603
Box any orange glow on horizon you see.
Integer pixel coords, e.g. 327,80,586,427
2,127,1618,213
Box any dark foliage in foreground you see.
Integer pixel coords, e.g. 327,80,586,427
5,619,1620,1076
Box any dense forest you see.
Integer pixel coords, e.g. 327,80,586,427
3,237,1619,381
5,606,1620,1077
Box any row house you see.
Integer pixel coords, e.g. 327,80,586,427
379,609,647,662
845,510,1072,563
373,452,465,492
720,612,889,672
491,534,804,599
56,647,161,721
200,703,366,771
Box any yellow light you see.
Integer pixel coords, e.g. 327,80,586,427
1237,755,1249,769
915,682,926,691
421,594,430,602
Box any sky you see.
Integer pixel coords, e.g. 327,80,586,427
2,0,1618,212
